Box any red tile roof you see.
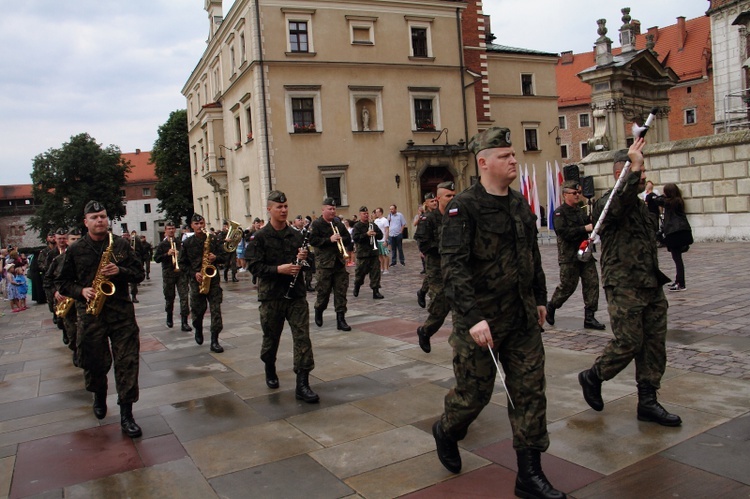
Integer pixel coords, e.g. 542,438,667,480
0,184,33,201
122,150,156,183
557,15,711,108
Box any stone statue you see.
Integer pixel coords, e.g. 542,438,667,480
362,107,370,131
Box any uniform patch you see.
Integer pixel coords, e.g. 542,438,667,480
555,212,562,216
448,207,459,217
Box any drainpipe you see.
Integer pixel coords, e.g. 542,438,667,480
254,0,273,195
455,8,476,179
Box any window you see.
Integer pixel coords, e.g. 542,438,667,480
414,99,434,130
285,86,322,133
289,21,308,52
326,177,342,207
119,189,126,197
524,128,539,151
230,47,236,74
406,18,433,58
560,144,569,159
559,116,567,130
579,113,590,128
142,187,151,196
409,89,440,131
685,108,696,125
245,106,253,140
319,165,349,207
580,142,589,158
121,223,128,233
241,177,251,215
140,222,147,232
240,32,246,62
284,9,315,54
292,98,315,132
411,28,428,57
144,203,151,214
235,115,242,145
521,74,534,96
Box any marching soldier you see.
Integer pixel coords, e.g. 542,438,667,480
121,231,141,303
179,214,227,353
414,181,456,353
546,180,606,330
247,191,319,402
44,229,71,346
218,221,239,283
351,206,384,300
56,201,144,438
40,231,58,319
310,198,352,331
153,222,192,332
415,193,437,309
139,236,153,280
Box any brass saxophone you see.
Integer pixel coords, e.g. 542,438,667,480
86,233,116,316
55,297,74,318
199,228,217,295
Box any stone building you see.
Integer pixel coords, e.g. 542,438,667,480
0,185,39,249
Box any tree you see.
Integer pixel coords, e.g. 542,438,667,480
29,133,130,241
152,109,194,226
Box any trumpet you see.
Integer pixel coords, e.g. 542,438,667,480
170,237,180,272
331,221,349,258
130,230,137,251
223,220,242,252
369,222,377,250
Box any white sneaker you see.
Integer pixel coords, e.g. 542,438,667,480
382,270,389,274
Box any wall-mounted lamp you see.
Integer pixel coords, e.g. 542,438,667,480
547,126,561,145
432,127,449,144
217,145,231,168
395,174,401,188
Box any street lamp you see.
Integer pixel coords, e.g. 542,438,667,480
547,126,561,145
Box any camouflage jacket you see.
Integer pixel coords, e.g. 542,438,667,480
440,181,547,332
309,218,351,269
37,245,55,274
154,237,183,278
43,249,65,295
553,203,590,264
593,170,664,288
414,209,442,258
247,224,307,300
178,232,227,275
351,221,382,258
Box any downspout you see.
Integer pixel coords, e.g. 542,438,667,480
455,8,476,178
254,0,273,194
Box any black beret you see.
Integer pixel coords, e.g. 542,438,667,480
84,200,106,215
165,221,175,227
267,190,287,203
295,215,303,220
55,227,67,236
437,181,456,191
423,193,435,201
47,231,56,237
67,228,82,236
322,197,336,207
191,213,205,223
359,205,368,212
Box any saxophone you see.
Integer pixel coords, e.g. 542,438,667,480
55,297,74,318
199,228,217,295
86,233,116,316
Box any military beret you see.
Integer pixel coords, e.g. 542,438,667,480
359,205,368,212
253,217,262,223
295,215,303,220
613,149,630,164
562,180,580,190
191,213,205,223
222,220,229,225
423,193,435,201
67,228,82,236
47,231,56,237
165,221,175,228
84,200,106,215
437,181,456,191
55,227,67,236
468,127,512,155
322,197,336,207
267,190,287,203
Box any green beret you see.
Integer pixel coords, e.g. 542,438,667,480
322,197,336,207
613,149,630,164
469,127,512,154
562,180,580,190
84,200,106,215
267,190,287,203
437,181,455,191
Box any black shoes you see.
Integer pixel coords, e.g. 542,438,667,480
637,385,682,426
314,308,323,327
93,391,107,420
353,283,361,297
132,297,139,303
336,312,351,331
295,371,320,403
209,332,224,353
578,368,604,411
373,288,384,300
181,315,192,332
417,290,426,308
545,301,556,325
265,363,279,389
584,308,606,330
194,321,204,345
432,420,461,474
166,312,174,328
417,326,431,353
62,331,69,345
120,403,142,438
515,449,566,499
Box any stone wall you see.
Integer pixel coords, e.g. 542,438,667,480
580,130,750,241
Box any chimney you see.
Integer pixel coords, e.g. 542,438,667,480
647,26,659,44
135,148,141,155
560,51,574,64
677,16,686,50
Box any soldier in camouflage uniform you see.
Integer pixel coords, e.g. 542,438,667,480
154,222,192,332
546,180,606,330
121,231,141,303
247,191,319,403
415,193,436,309
432,128,565,499
351,206,384,300
32,232,56,310
57,201,144,438
310,198,353,331
578,139,681,427
139,236,153,280
414,181,456,353
44,229,71,346
179,214,227,353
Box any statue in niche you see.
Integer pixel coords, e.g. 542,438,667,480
362,106,370,131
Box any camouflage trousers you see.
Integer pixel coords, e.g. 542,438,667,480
259,297,314,373
419,275,429,297
62,307,78,354
315,264,349,313
77,308,140,404
440,313,549,451
354,256,381,290
163,273,190,317
189,278,223,334
45,288,56,314
594,286,668,388
422,258,450,336
130,282,139,298
550,260,600,310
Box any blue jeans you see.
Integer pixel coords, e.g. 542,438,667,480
389,233,404,266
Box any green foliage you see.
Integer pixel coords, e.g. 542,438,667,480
28,133,130,242
152,109,194,226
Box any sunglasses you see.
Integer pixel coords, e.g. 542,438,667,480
564,190,582,195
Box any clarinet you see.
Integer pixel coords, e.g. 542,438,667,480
284,228,310,299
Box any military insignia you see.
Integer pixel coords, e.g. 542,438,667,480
504,131,511,143
555,212,562,217
448,207,459,217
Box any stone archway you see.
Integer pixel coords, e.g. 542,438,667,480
419,166,454,201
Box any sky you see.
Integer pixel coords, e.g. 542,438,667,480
0,0,709,186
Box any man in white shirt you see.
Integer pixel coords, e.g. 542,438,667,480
387,205,407,267
373,208,390,274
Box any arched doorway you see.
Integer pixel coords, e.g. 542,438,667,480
419,166,454,201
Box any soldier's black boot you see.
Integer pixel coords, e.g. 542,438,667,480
92,391,107,420
166,310,174,328
120,403,142,438
515,449,566,499
314,307,323,327
265,362,279,389
416,289,426,308
373,288,384,299
353,282,361,297
295,370,320,403
193,321,204,345
210,332,224,353
181,315,192,332
583,308,605,330
417,326,431,353
545,301,556,325
336,312,352,331
578,367,604,411
637,384,682,426
432,420,461,473
131,294,139,303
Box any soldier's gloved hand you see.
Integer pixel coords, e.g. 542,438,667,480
469,320,493,349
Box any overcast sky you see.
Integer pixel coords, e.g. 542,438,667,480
0,0,709,186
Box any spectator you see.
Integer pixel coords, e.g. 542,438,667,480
387,204,407,267
373,208,390,274
657,183,693,292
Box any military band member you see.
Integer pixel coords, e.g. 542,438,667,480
121,231,141,303
247,191,319,403
351,206,384,300
432,128,564,499
40,231,59,319
139,235,153,280
415,181,456,353
44,228,72,346
310,198,353,331
218,221,239,283
154,222,192,332
546,180,606,330
56,201,144,438
415,193,436,309
179,214,227,353
29,231,55,307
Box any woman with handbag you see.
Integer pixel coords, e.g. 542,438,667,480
658,183,693,291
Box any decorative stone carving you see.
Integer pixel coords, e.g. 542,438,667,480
362,107,370,131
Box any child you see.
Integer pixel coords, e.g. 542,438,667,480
15,266,28,310
7,264,21,312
